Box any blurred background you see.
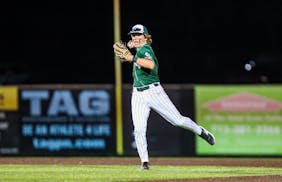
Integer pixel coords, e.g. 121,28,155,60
1,1,282,157
1,0,282,85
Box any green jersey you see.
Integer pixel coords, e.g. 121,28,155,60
133,44,160,87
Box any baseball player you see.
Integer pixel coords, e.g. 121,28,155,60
113,24,215,170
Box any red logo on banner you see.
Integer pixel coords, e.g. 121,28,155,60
204,92,282,112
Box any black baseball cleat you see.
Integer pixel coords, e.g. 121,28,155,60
141,162,150,170
199,126,215,145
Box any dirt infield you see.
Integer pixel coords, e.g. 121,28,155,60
0,157,281,181
0,157,282,167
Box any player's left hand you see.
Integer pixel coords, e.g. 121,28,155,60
113,41,133,63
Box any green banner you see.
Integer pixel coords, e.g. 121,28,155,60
195,85,282,155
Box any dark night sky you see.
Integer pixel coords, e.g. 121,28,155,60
1,1,282,84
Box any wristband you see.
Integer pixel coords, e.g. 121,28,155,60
132,56,138,63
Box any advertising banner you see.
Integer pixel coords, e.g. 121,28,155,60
195,85,282,155
0,86,20,155
19,85,115,155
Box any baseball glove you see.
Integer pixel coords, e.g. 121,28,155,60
113,41,133,62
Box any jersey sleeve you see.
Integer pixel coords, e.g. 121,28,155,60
136,45,154,61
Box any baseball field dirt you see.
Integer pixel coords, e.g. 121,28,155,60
0,157,281,181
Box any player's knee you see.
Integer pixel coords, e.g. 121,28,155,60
174,116,186,127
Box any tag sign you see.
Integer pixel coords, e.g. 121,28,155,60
22,90,110,116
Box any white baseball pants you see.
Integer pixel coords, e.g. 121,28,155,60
131,83,202,163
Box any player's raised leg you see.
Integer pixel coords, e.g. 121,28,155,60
147,86,215,145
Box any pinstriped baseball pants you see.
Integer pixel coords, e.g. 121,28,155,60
131,83,202,163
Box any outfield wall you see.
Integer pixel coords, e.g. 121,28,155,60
0,84,282,156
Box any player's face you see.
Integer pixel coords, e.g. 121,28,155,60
131,34,146,48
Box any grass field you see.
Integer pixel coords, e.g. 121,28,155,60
1,164,282,182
